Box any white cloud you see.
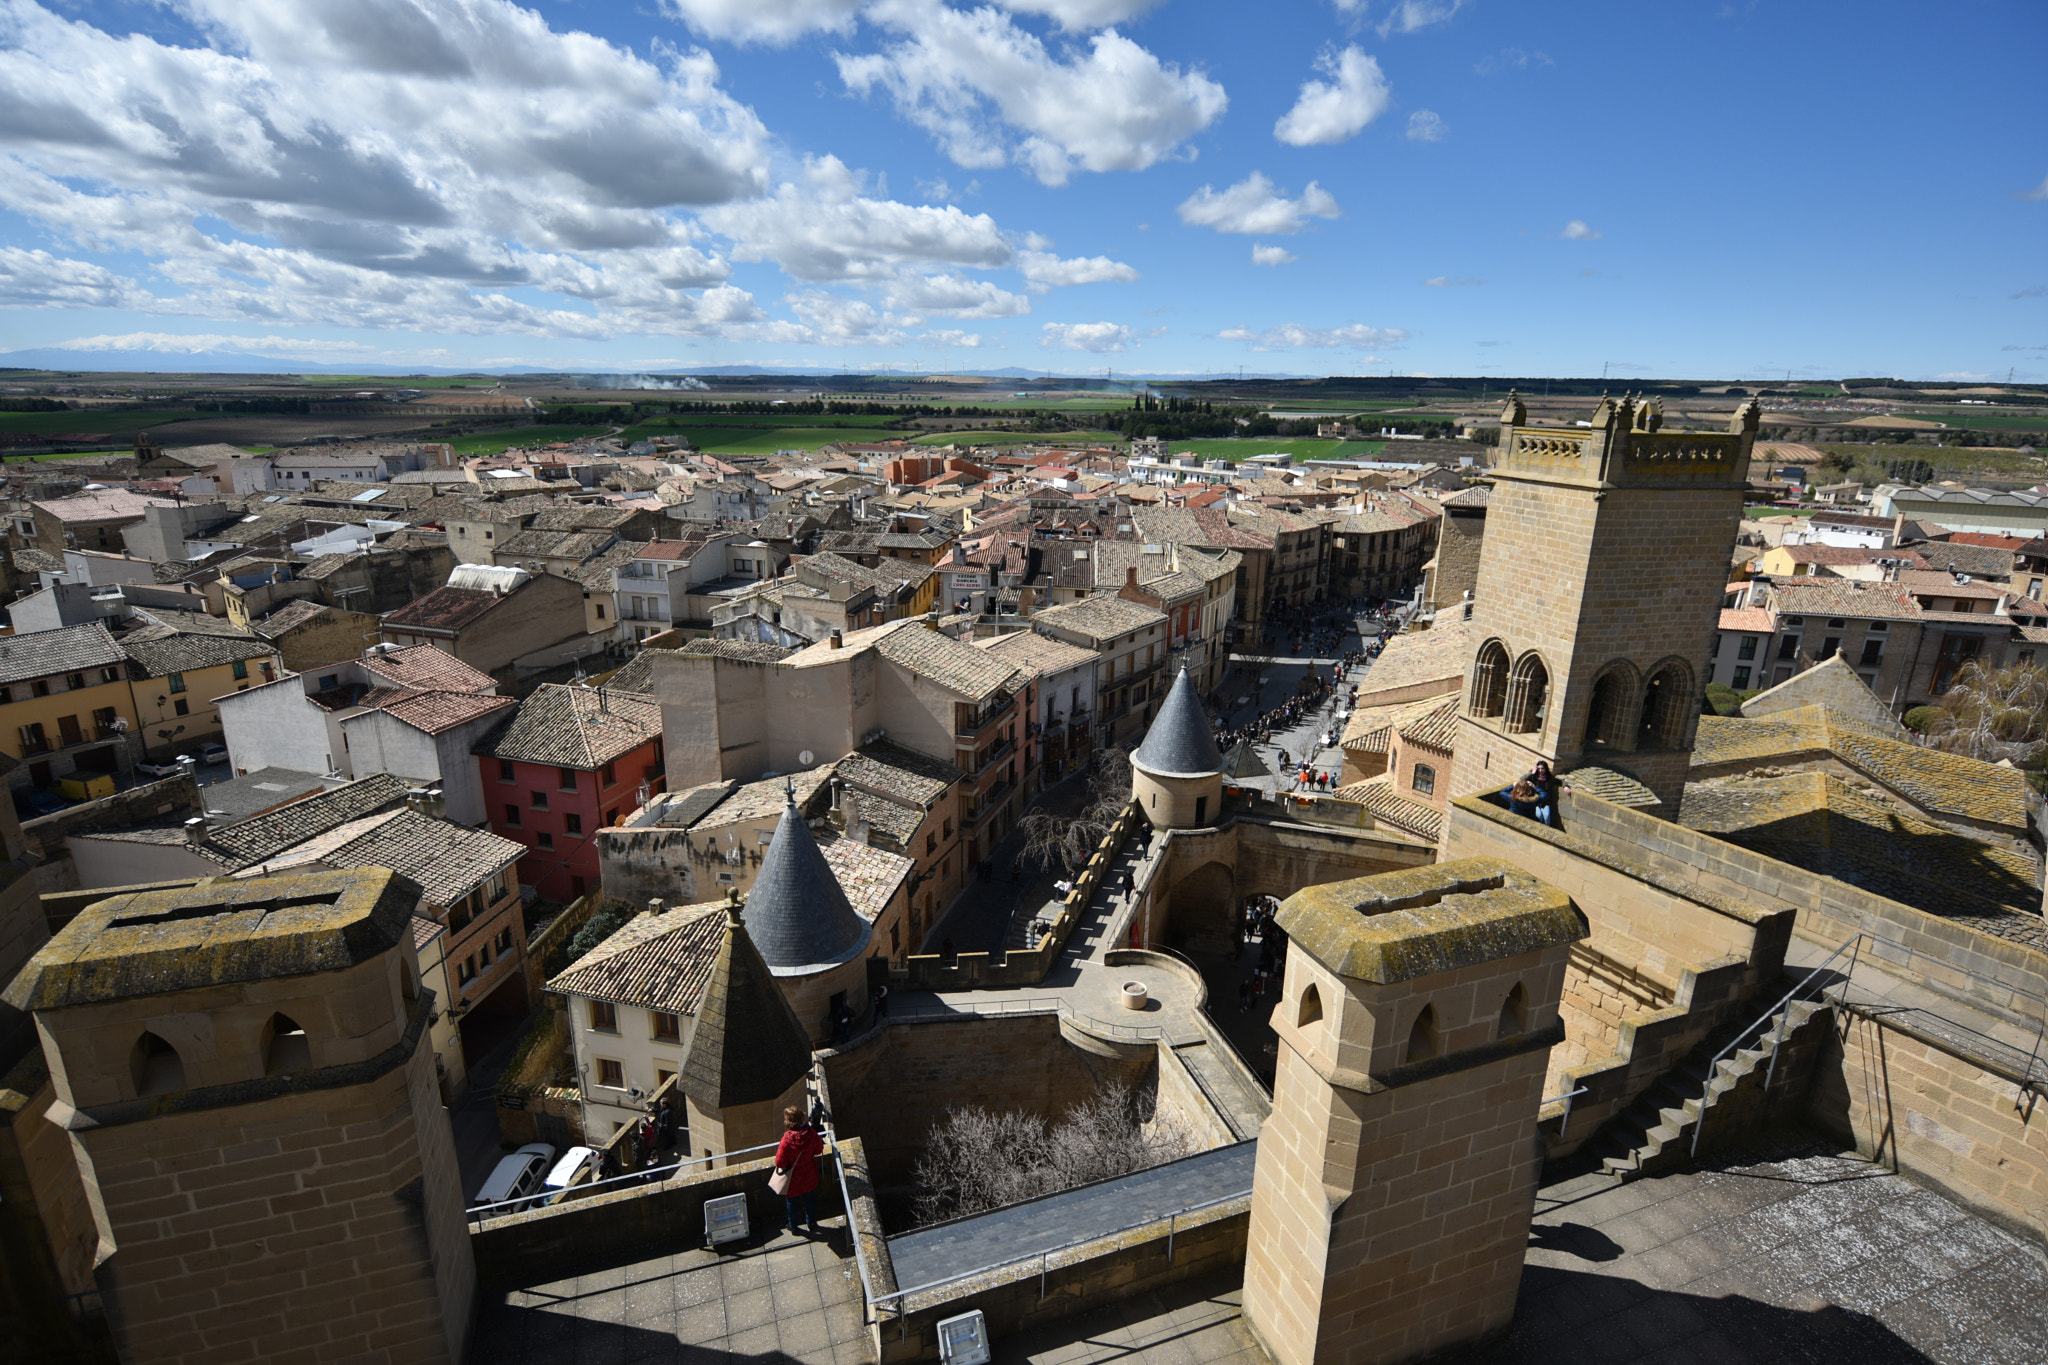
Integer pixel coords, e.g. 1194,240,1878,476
996,0,1167,30
1041,321,1133,352
1251,244,1297,267
1274,45,1390,147
1557,219,1602,240
1215,322,1408,351
1177,173,1340,235
1423,275,1480,286
1405,110,1446,142
50,331,400,358
2018,172,2048,202
1017,250,1141,290
836,1,1227,186
0,249,157,310
1476,46,1552,74
1934,371,1993,382
658,0,864,44
1376,0,1465,36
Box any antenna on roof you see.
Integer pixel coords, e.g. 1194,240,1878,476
784,774,797,805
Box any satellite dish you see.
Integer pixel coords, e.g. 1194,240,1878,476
798,750,815,767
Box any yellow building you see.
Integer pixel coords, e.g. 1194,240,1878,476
0,622,141,791
121,630,282,761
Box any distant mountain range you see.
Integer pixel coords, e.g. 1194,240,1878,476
0,344,1307,383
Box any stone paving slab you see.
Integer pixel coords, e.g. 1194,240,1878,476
886,1142,1258,1296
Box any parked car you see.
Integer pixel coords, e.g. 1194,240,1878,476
14,789,69,818
135,757,191,779
540,1146,598,1204
472,1142,556,1213
198,743,227,765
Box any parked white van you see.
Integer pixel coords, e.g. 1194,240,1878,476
541,1146,598,1204
473,1142,555,1212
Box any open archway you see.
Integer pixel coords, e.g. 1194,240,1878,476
1469,639,1509,718
1506,654,1550,734
1497,983,1527,1039
263,1013,311,1075
1162,861,1236,957
1583,662,1640,751
130,1031,185,1097
1406,1005,1439,1064
1640,659,1695,749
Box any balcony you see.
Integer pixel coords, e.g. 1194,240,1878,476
971,737,1016,774
955,691,1017,739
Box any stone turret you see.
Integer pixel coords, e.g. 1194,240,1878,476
744,785,873,1044
1131,667,1224,829
679,891,815,1165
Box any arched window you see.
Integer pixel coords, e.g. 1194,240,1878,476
1583,664,1639,751
1505,654,1549,734
263,1013,311,1076
1469,640,1509,718
1640,660,1695,749
1411,764,1436,797
130,1032,185,1097
1497,983,1527,1039
1406,1004,1439,1064
1297,983,1323,1029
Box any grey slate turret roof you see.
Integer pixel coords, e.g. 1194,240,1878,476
679,897,814,1110
744,788,873,975
1132,668,1224,779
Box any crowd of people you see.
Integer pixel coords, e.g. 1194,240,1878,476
1233,898,1289,1014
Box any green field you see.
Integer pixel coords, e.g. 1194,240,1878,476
1899,411,2048,432
300,374,497,389
1164,438,1390,462
444,425,614,456
909,429,1124,448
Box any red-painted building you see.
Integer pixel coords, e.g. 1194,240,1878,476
473,682,665,903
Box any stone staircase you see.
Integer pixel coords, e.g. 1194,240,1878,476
1591,996,1832,1182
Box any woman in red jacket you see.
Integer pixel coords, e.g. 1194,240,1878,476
773,1105,825,1235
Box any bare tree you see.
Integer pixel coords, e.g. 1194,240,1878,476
912,1080,1193,1226
1016,747,1135,877
1918,661,2048,771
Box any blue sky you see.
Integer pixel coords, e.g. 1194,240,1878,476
0,0,2041,378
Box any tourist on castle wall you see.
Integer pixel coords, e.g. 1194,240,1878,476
772,1105,825,1235
1524,761,1571,827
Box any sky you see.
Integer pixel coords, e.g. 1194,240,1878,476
0,0,2042,380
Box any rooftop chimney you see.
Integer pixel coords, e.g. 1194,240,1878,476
182,816,207,847
829,629,843,650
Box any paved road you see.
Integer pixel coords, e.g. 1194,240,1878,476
922,775,1094,956
886,1141,1258,1295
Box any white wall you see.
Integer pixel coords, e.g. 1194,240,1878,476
567,995,692,1140
67,836,218,890
332,707,501,826
217,678,344,776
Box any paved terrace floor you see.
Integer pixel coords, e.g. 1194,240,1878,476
983,1131,2048,1365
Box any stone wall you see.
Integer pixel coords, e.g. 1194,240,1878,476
819,1013,1156,1187
1427,506,1485,612
1809,1006,2048,1251
21,775,199,895
0,1055,103,1360
877,1198,1249,1365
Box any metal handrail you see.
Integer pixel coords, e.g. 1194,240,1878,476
887,995,1171,1043
1691,936,1863,1159
874,1184,1251,1317
826,1131,882,1321
1540,1086,1589,1139
464,1138,784,1223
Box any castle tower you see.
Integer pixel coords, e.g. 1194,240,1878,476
1131,667,1224,829
1447,394,1758,816
745,786,874,1043
1,867,475,1365
1242,859,1586,1365
679,893,815,1165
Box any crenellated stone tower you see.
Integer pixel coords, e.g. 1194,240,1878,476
1242,858,1587,1365
1447,393,1758,816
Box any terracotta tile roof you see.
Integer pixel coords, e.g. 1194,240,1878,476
382,585,503,633
121,629,277,677
1396,697,1460,750
873,622,1019,700
833,739,962,808
473,684,661,769
819,835,915,923
1559,764,1661,808
971,631,1098,677
31,489,176,521
1691,710,2030,831
365,644,498,693
679,638,795,663
321,807,522,905
411,914,446,950
1032,594,1167,641
1341,694,1449,754
1768,579,1922,621
253,599,335,635
547,901,726,1013
1718,607,1775,633
0,622,126,685
202,773,414,868
1354,616,1475,702
351,688,516,736
1329,775,1443,841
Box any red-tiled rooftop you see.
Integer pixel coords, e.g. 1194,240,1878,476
382,585,503,632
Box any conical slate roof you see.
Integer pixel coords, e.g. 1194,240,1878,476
1222,738,1272,780
744,789,872,975
680,896,814,1110
1132,668,1224,778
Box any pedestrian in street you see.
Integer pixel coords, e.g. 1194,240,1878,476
1238,978,1253,1013
1122,868,1135,897
772,1106,826,1236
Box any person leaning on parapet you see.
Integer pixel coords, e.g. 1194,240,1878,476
1524,761,1571,827
772,1105,825,1237
1503,778,1541,820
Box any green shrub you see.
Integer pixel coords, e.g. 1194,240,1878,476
1703,684,1743,716
1903,705,1946,733
560,898,634,968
